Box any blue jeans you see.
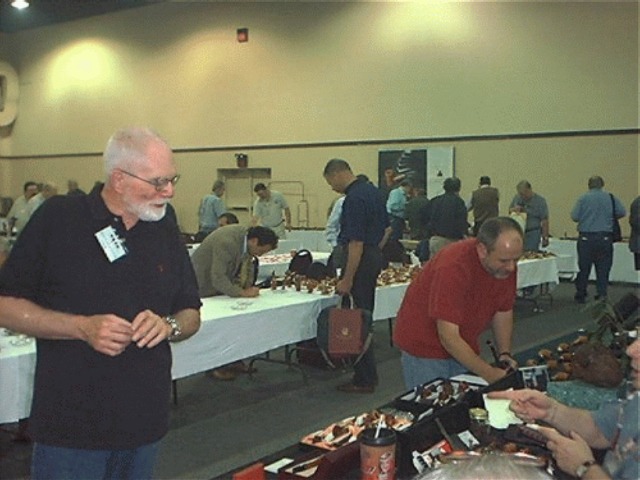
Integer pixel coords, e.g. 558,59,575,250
31,441,160,480
523,228,541,252
400,351,468,390
575,232,613,299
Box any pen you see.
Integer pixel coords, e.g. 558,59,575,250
291,455,323,473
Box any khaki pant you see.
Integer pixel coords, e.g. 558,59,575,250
268,223,286,239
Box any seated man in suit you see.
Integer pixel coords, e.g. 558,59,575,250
191,225,278,379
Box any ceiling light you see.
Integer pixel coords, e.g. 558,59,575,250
11,0,30,10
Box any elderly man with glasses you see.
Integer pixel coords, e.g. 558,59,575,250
0,127,201,480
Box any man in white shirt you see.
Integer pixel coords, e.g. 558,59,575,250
251,183,291,239
27,182,58,219
6,181,39,236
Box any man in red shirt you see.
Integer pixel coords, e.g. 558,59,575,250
393,216,522,389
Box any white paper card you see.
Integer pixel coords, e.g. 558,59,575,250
483,392,523,429
264,458,294,474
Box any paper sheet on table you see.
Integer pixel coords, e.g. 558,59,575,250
483,392,523,429
450,373,489,386
264,458,294,474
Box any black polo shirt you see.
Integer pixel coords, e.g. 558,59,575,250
0,186,201,449
338,179,388,247
427,192,468,240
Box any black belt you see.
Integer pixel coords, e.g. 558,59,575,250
525,227,541,233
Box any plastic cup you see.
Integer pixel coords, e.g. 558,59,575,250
359,427,396,480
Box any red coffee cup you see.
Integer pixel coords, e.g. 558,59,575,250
359,427,396,480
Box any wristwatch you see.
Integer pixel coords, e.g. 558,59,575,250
575,459,597,478
164,315,182,341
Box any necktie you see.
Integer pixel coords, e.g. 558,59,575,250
236,254,257,289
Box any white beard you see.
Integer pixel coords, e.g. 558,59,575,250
134,202,167,222
123,192,167,222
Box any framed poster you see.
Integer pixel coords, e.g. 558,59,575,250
426,146,455,198
378,147,454,199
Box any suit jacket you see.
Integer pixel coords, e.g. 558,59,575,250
191,224,252,297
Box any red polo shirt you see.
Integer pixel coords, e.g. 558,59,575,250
393,238,516,359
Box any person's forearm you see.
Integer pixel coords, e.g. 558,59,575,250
209,265,245,298
437,322,497,380
172,308,200,342
284,208,291,226
441,336,496,380
582,465,610,480
0,296,85,340
541,219,549,239
343,241,363,283
378,227,392,249
211,277,244,298
491,313,513,357
545,402,610,448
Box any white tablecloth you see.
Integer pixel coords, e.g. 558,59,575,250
0,334,36,425
516,257,559,289
0,284,407,424
547,238,638,284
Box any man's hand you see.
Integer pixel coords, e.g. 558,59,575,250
487,388,555,423
538,426,596,477
78,314,134,357
542,237,549,248
240,287,260,298
498,353,518,371
335,277,353,296
485,366,510,384
285,222,292,231
131,309,172,349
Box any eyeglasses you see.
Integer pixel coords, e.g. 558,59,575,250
119,169,180,192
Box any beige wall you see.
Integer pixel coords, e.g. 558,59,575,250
0,1,637,236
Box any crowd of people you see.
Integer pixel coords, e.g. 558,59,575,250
0,126,637,479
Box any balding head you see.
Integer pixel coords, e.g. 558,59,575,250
588,175,604,189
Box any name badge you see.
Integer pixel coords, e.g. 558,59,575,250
95,226,128,263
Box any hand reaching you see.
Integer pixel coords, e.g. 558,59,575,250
487,388,555,423
538,426,596,476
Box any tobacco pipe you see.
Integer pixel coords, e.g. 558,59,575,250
486,340,513,370
486,340,500,364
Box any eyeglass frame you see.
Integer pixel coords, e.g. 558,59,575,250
118,169,180,192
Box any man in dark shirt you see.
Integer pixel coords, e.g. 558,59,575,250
428,177,468,257
323,158,388,393
0,127,202,479
405,187,430,241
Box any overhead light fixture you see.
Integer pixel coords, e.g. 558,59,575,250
11,0,30,10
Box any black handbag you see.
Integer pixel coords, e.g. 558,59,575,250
610,194,622,242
